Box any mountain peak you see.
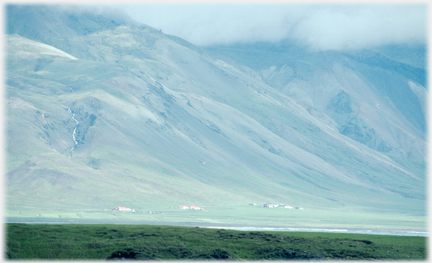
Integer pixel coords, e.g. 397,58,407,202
6,5,141,42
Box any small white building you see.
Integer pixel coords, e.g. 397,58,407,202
113,206,132,211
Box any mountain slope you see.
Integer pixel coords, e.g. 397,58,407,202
5,5,426,221
205,42,427,160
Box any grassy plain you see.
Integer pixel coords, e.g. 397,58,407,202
6,204,426,231
5,223,426,260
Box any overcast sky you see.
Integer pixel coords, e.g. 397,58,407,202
122,4,426,51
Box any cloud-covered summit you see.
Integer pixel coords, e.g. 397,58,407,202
123,4,426,50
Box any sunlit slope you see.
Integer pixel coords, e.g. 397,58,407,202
6,6,425,216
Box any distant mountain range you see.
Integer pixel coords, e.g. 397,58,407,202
5,5,427,218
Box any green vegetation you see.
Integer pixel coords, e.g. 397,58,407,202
6,223,426,260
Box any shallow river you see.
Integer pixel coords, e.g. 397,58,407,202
6,217,426,237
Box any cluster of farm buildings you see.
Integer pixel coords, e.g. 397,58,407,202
250,203,304,209
111,205,204,212
179,205,203,210
112,207,135,212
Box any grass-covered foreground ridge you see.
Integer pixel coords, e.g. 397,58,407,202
6,223,426,260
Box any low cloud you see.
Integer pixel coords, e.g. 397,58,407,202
290,5,426,50
123,4,426,51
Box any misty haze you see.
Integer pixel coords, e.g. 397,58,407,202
5,4,427,260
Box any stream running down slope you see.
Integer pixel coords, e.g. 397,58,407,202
68,108,79,158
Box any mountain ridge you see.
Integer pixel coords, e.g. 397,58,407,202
5,5,427,224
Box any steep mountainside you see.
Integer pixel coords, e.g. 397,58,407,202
6,5,426,218
205,42,427,159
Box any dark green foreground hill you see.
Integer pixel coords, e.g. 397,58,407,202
6,223,426,260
